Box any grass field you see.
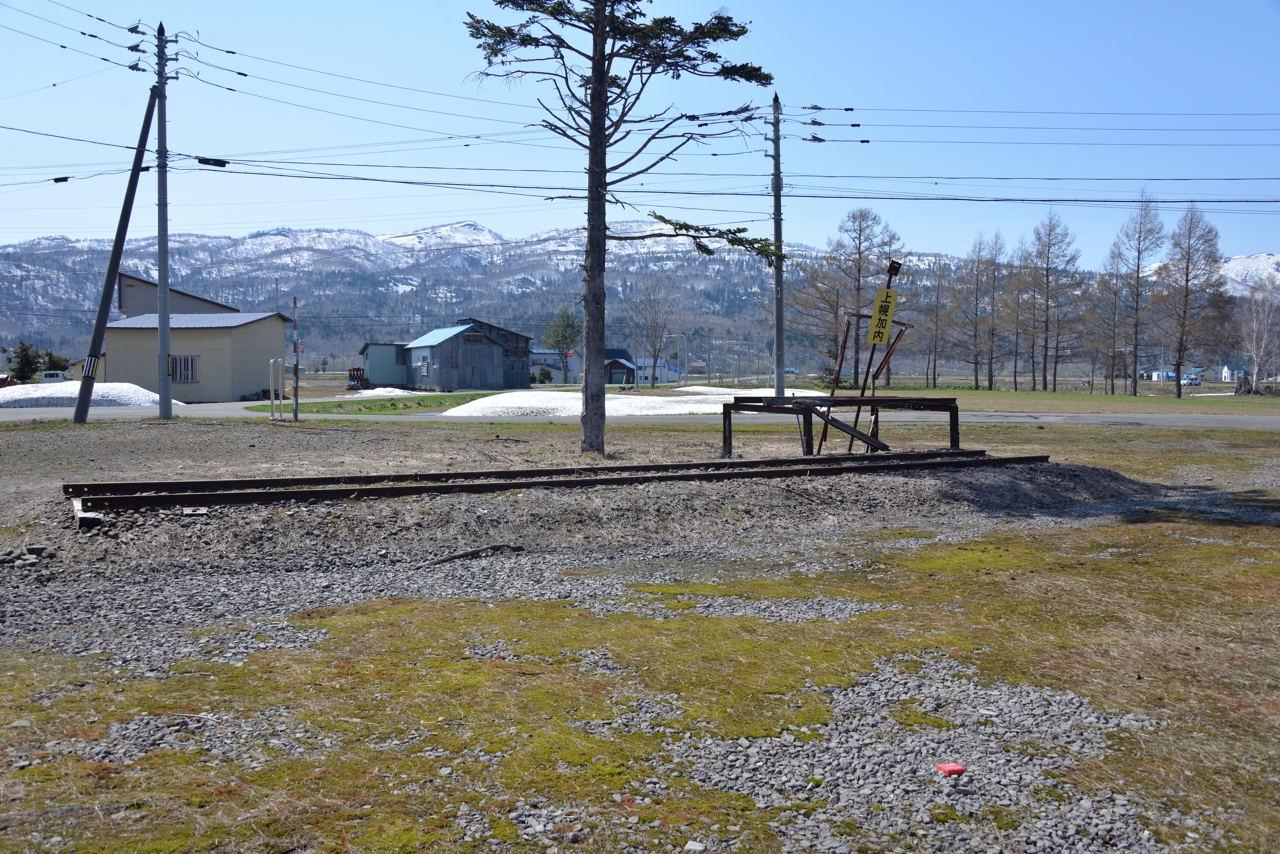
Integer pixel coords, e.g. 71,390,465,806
244,392,498,415
2,422,1277,851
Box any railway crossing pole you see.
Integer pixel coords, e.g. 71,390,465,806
73,87,158,424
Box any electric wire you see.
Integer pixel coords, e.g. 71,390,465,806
40,0,137,32
0,20,144,69
0,65,110,101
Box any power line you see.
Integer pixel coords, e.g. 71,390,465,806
785,118,1280,133
0,66,112,102
183,74,575,152
182,53,533,126
183,34,542,111
0,20,143,70
789,105,1280,117
0,1,141,49
792,136,1280,148
41,0,137,32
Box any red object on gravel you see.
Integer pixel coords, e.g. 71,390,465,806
936,763,965,777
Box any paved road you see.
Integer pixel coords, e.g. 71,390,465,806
2,400,1279,430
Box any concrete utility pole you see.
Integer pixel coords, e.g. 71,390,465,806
292,296,300,422
73,87,158,424
155,22,176,420
770,93,785,397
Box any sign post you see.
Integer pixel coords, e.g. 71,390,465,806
850,260,903,451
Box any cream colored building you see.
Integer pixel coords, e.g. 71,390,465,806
104,313,290,403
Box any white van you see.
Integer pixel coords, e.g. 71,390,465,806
39,370,70,383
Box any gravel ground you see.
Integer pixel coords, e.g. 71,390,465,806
3,421,1268,852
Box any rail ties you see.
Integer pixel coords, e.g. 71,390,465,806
65,449,1050,512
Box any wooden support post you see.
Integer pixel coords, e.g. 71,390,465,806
722,404,733,458
817,316,852,455
802,408,814,456
948,403,960,449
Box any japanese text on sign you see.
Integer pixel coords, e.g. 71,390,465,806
867,287,897,347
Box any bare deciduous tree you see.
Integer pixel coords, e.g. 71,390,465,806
467,0,774,453
1031,211,1081,392
1156,204,1226,398
626,277,679,388
1111,191,1166,395
1238,276,1279,393
828,209,902,379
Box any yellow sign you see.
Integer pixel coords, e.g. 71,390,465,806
867,288,897,347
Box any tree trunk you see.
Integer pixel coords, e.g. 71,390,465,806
579,0,609,454
1130,308,1141,397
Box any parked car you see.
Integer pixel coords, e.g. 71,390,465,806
38,370,70,383
1180,376,1201,387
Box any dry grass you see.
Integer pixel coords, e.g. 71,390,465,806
0,421,1278,851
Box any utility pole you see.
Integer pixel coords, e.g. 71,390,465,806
155,22,176,420
770,92,785,397
73,88,158,424
292,295,300,422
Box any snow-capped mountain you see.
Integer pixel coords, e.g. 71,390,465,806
0,220,810,352
1221,253,1280,295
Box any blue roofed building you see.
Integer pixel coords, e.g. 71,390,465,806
402,317,531,391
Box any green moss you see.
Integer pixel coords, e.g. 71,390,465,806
928,803,971,824
888,699,954,731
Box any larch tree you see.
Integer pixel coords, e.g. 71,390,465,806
466,0,776,454
828,208,902,379
1156,204,1226,398
1111,190,1165,396
1030,211,1081,392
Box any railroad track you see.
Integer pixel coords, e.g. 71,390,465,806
64,449,1049,511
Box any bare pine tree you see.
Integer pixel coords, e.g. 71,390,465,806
1155,205,1226,398
1111,190,1166,396
467,0,774,453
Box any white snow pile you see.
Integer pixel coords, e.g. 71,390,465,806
343,387,434,398
0,382,184,408
440,386,823,418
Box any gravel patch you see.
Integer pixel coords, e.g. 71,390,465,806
660,654,1192,852
9,707,329,771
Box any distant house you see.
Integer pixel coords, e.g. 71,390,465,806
1222,364,1251,383
405,317,531,391
603,348,636,385
358,342,410,387
530,348,580,383
117,272,240,317
104,312,291,403
635,358,682,385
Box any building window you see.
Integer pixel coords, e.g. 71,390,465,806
171,355,199,384
463,332,485,345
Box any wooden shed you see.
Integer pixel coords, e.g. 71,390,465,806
405,318,531,392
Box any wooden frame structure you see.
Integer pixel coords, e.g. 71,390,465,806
721,395,959,458
721,310,961,458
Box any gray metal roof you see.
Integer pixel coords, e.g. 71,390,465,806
107,312,290,329
405,324,473,349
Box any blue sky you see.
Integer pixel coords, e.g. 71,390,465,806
1,0,1278,267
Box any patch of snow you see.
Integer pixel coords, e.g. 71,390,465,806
440,387,825,418
0,382,184,408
